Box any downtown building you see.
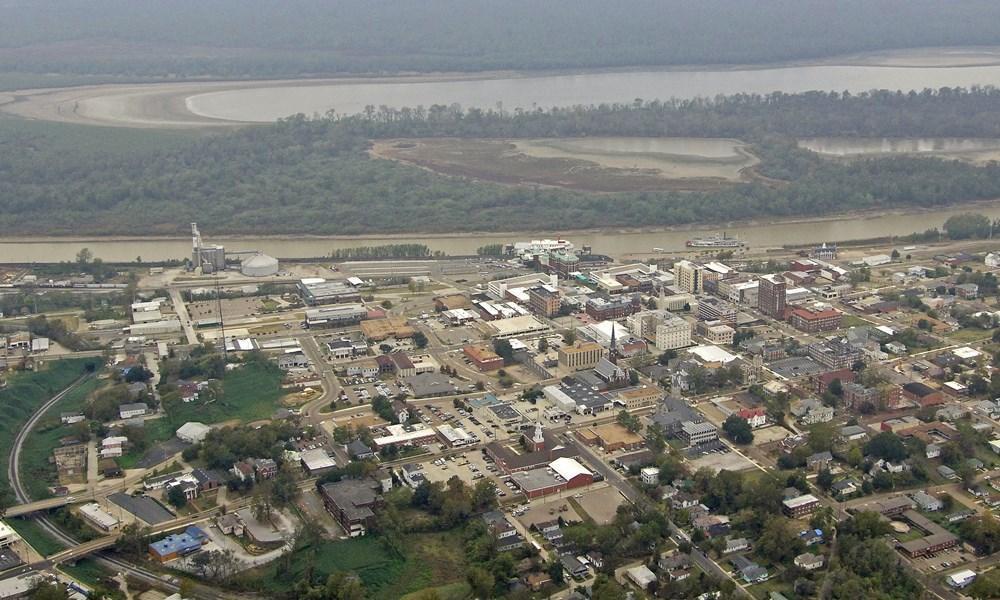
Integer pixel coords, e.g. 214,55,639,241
757,274,786,318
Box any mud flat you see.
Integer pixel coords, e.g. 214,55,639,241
372,137,759,191
5,47,1000,129
799,137,1000,164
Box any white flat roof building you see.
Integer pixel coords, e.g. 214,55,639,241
128,319,182,335
300,448,337,473
176,422,211,444
482,315,550,339
953,346,981,360
438,424,474,446
131,301,163,312
688,345,738,364
79,503,119,531
0,521,19,548
550,457,591,482
371,424,438,449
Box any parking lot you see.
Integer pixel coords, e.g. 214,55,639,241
420,447,521,499
337,377,402,405
187,296,274,321
909,547,975,573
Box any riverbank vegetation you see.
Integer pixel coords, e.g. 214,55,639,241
5,89,1000,236
2,1,1000,84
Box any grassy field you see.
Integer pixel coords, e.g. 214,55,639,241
945,328,993,343
0,359,97,500
8,518,64,556
116,417,177,470
258,530,467,599
19,376,102,499
371,137,758,192
841,314,873,329
59,558,110,588
750,577,796,600
400,582,471,600
165,361,284,426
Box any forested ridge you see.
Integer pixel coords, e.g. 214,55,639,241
2,1,1000,81
4,88,1000,236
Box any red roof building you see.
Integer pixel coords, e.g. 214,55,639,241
812,369,855,395
789,307,842,333
737,407,767,428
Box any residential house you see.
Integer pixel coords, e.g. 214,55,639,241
230,461,255,482
738,407,767,428
790,398,834,425
794,553,824,571
118,402,148,420
839,425,868,442
723,537,750,554
911,491,943,512
831,479,860,498
731,556,768,584
347,439,375,460
253,458,278,480
806,451,833,472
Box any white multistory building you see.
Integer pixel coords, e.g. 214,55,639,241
656,316,692,350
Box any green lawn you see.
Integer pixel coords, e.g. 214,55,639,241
750,577,796,600
841,315,872,329
59,558,110,588
945,328,993,343
117,417,176,470
8,518,64,556
19,377,102,499
258,530,468,599
400,582,471,600
164,361,285,426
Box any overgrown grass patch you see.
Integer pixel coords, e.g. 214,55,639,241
8,518,63,556
0,359,97,498
19,376,102,499
163,360,284,426
257,529,467,599
59,558,110,587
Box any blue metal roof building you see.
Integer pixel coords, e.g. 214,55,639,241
148,526,207,562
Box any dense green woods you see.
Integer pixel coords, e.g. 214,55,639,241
337,88,1000,140
4,89,1000,236
1,1,1000,83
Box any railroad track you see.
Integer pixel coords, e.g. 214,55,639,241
6,375,246,599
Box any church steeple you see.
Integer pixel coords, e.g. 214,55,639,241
608,323,619,363
526,421,546,452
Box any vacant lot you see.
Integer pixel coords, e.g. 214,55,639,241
256,530,467,599
573,486,626,525
164,360,285,426
372,137,758,192
690,450,757,474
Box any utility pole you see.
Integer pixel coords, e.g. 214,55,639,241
215,275,227,360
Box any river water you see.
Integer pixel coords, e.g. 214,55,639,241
3,204,998,264
185,63,1000,123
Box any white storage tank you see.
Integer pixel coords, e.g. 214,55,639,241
241,253,279,277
